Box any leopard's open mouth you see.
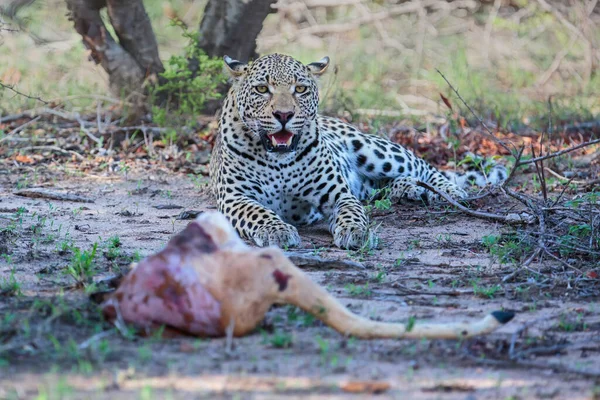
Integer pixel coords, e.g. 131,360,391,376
260,130,301,153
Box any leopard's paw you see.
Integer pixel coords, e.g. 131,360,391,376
445,185,468,200
333,223,375,250
391,180,468,204
389,181,427,203
426,185,468,203
251,223,301,248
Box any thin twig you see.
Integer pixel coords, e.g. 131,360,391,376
548,181,574,209
502,248,541,283
544,168,585,185
436,69,516,155
416,181,534,224
530,145,547,202
502,187,537,211
543,248,583,274
509,316,553,360
0,81,48,104
78,330,115,350
516,138,600,166
77,115,102,146
502,146,525,188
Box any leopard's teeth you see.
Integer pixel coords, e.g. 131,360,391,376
270,136,278,147
285,136,293,145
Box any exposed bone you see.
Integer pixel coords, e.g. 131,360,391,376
102,211,514,339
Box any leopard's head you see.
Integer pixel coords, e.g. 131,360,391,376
224,53,329,153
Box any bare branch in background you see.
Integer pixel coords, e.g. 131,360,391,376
276,0,477,37
535,0,597,86
482,0,501,64
535,0,591,45
435,69,517,156
0,81,48,104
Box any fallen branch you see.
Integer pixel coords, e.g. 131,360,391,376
76,115,102,146
416,181,535,225
285,252,365,270
14,188,94,203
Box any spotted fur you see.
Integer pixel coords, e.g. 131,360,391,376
210,54,506,249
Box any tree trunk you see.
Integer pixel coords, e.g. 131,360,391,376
193,0,277,114
198,0,277,62
65,0,276,115
66,0,163,110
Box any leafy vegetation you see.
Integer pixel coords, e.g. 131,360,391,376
64,243,98,287
150,21,226,144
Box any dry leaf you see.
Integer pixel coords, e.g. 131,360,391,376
440,93,453,110
15,155,35,164
340,381,391,394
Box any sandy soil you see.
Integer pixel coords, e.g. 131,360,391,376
0,165,599,399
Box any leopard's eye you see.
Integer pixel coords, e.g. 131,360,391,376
295,85,307,94
254,85,269,94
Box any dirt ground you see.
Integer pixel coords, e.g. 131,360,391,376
0,158,599,400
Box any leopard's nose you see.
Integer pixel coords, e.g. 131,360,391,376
273,111,294,126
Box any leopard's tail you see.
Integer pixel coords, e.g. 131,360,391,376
441,153,508,188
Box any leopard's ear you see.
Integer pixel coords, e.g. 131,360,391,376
307,56,330,76
224,55,249,80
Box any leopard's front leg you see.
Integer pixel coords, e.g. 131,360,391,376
327,192,373,250
218,194,301,248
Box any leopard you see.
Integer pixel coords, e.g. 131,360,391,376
209,53,506,250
